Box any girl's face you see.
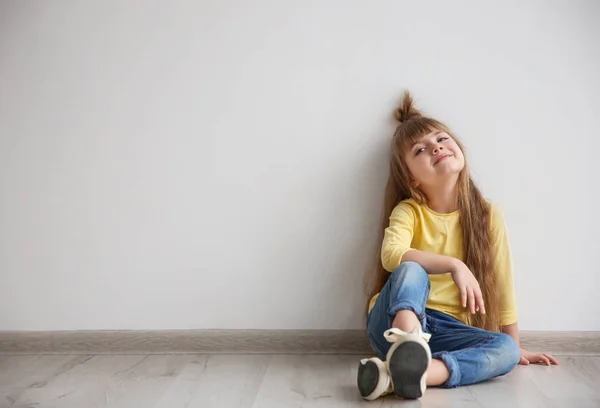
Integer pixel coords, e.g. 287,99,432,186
404,130,465,188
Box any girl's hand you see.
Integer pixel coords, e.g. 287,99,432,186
519,348,559,366
450,260,485,315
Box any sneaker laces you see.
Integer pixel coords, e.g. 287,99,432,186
384,327,432,343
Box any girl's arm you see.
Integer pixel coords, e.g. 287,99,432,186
503,321,559,365
401,250,462,275
383,202,486,313
491,204,558,366
501,322,520,345
382,202,461,275
403,250,486,314
489,204,519,326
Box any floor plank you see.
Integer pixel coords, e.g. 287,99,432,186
95,355,195,408
4,355,194,408
0,355,93,407
12,355,167,408
527,355,600,408
0,354,598,408
155,354,270,408
464,365,552,408
253,354,364,407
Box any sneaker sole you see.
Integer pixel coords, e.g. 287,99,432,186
357,359,388,400
388,341,429,399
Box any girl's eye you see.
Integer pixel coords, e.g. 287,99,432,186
415,147,425,155
438,137,449,143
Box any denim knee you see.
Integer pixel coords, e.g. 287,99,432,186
487,333,520,377
387,261,430,321
389,261,429,288
497,334,520,373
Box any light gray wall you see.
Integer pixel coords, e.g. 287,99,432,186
1,1,598,331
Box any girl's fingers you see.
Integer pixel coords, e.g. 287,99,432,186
474,290,486,314
461,288,467,308
467,287,475,314
540,355,551,366
544,353,560,365
519,356,530,365
531,354,550,365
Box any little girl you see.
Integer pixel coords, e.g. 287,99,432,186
357,92,558,401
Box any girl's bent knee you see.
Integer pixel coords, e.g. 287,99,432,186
503,334,521,369
491,333,520,376
390,261,429,287
386,262,430,320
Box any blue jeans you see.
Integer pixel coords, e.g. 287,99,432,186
367,261,520,388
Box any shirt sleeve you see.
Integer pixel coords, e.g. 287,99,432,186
381,202,416,272
490,203,519,326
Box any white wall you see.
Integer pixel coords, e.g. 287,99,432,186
1,1,598,331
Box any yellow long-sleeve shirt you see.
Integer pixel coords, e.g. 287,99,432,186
369,198,518,327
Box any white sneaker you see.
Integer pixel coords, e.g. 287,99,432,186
384,327,432,399
357,357,393,400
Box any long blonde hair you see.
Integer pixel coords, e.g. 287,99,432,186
366,91,500,332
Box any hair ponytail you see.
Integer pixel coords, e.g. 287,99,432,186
394,91,422,123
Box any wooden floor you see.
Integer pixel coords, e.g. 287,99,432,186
0,354,598,408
